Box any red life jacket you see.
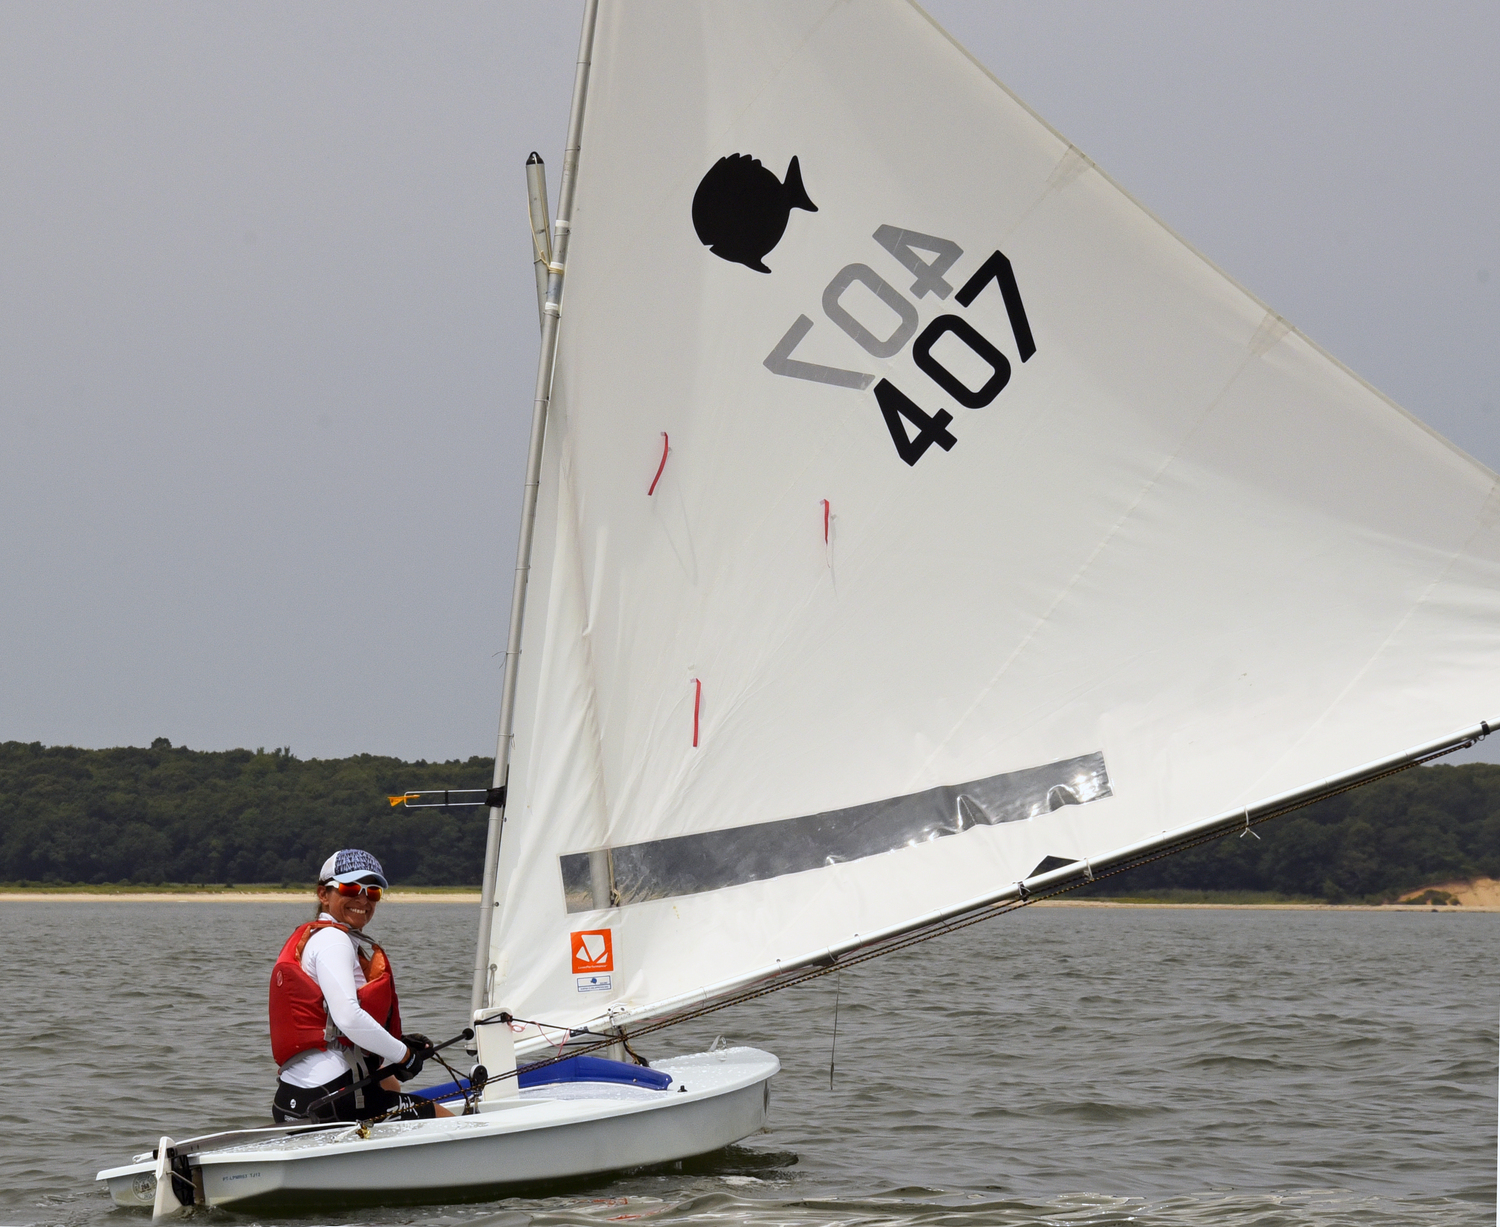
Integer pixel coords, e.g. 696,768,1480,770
268,920,403,1068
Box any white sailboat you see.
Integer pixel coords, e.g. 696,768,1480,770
99,0,1500,1212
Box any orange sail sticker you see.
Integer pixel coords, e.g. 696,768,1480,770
570,929,613,974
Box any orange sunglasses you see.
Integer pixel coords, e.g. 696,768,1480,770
328,879,383,902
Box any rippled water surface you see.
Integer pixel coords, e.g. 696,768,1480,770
3,902,1494,1226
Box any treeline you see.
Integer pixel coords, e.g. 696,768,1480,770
0,740,491,886
1079,761,1500,902
3,740,1500,899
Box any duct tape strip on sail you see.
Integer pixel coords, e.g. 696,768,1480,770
559,752,1109,911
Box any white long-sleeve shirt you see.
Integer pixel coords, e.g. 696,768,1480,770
278,914,408,1088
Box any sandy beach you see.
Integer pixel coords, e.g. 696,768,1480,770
4,883,1498,910
1034,898,1500,912
0,889,482,902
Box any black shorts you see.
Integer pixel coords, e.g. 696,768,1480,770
273,1069,438,1124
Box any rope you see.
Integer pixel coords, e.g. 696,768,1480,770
427,1047,479,1116
828,971,840,1091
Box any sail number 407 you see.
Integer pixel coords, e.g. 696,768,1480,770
764,227,1035,466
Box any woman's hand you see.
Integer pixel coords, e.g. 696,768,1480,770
392,1033,433,1082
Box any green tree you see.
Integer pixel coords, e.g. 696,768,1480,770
0,742,493,885
1084,763,1500,901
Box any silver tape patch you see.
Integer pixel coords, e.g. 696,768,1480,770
560,752,1111,913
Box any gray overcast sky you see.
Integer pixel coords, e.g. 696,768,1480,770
3,2,1497,763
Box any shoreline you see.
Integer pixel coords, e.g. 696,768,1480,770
0,890,1495,912
1032,899,1500,913
0,889,481,903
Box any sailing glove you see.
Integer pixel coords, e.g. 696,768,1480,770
393,1033,433,1081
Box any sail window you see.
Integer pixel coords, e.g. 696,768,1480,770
559,752,1112,913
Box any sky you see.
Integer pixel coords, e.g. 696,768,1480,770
2,2,1497,763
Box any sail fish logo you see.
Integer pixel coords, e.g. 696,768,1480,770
692,154,817,273
570,929,613,974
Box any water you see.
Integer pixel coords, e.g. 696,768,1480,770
3,901,1494,1226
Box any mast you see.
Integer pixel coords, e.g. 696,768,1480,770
472,0,601,1018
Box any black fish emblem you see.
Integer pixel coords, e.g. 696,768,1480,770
692,154,817,273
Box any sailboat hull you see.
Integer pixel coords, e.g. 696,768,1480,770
98,1047,778,1210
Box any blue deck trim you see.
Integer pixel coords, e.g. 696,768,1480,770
418,1055,672,1102
522,1055,673,1090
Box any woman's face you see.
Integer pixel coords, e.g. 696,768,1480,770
318,880,380,929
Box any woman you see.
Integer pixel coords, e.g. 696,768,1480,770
268,848,453,1123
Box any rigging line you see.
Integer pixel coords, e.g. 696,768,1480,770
340,1046,483,1131
620,1031,651,1067
515,1013,575,1055
828,971,841,1091
489,1012,576,1053
428,1047,478,1116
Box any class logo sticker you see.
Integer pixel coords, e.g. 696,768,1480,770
692,154,817,273
570,929,613,974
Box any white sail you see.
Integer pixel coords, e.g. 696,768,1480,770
488,0,1500,1044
